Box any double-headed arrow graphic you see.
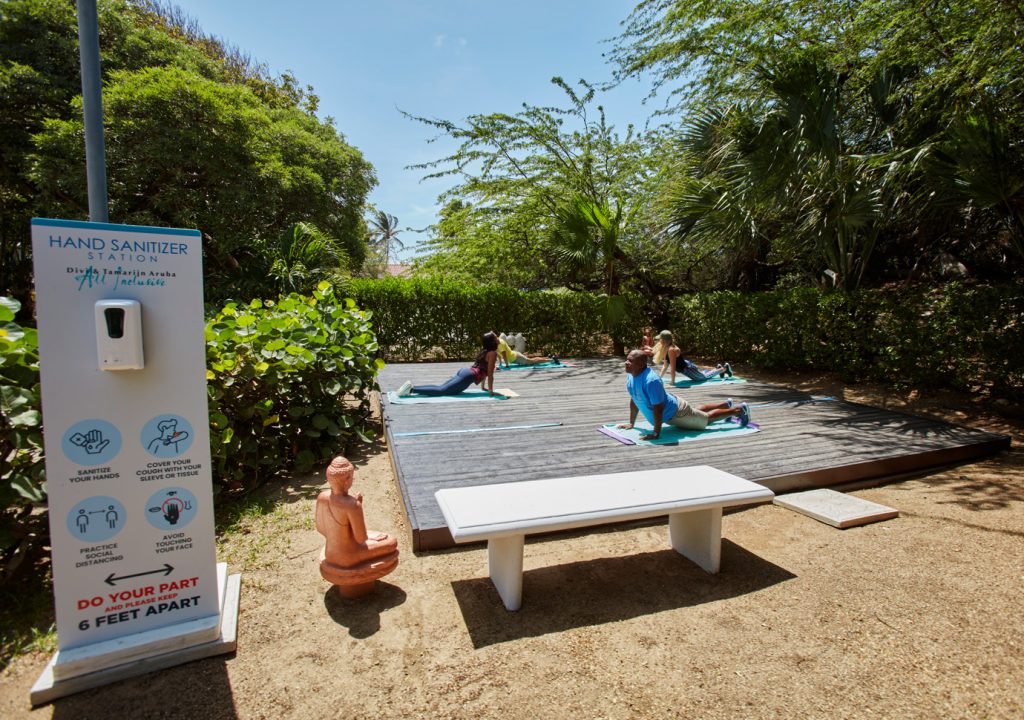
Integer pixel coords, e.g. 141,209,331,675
105,563,174,586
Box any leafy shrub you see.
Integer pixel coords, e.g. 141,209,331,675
205,282,383,491
350,277,643,360
0,297,45,579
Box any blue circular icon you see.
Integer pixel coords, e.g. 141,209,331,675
145,487,198,530
67,496,126,542
61,419,121,466
141,414,194,458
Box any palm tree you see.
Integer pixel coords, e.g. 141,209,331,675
665,53,899,290
918,112,1024,260
368,211,405,275
549,195,630,349
267,221,346,294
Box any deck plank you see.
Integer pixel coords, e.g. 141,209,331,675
378,359,1010,550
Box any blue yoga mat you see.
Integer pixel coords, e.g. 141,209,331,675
599,418,760,446
498,361,574,371
665,375,748,388
386,389,510,404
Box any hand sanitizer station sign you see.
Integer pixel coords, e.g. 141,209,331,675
31,218,233,697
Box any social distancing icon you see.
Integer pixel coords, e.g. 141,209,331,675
66,496,126,542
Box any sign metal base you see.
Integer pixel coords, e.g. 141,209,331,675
30,563,240,706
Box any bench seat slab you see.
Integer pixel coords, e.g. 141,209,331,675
436,465,773,611
436,465,772,542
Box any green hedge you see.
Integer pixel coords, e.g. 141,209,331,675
668,284,1024,396
350,277,644,360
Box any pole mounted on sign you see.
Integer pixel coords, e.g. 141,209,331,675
76,0,109,223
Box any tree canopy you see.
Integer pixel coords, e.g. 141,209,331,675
0,0,375,309
407,79,680,300
407,0,1022,294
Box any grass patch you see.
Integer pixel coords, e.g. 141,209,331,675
215,492,313,571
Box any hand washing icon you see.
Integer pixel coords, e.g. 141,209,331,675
69,429,110,455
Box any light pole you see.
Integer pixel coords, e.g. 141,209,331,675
76,0,109,222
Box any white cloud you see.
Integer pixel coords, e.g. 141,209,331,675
433,34,446,47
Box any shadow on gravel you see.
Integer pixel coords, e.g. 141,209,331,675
451,540,795,648
323,581,406,639
50,656,237,719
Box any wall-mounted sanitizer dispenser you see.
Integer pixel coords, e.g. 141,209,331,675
95,299,144,370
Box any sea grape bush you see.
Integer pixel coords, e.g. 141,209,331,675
205,282,384,491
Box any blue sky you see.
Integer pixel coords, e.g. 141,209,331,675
163,1,656,260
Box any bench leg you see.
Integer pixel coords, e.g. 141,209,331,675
487,535,525,611
669,507,722,573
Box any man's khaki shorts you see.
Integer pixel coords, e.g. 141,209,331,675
667,400,709,430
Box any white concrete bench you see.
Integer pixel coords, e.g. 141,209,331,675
435,465,774,611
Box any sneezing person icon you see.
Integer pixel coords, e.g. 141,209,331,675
147,419,190,456
141,414,194,458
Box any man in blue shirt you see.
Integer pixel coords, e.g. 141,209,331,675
619,350,750,440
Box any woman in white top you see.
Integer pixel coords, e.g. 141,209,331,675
644,330,732,385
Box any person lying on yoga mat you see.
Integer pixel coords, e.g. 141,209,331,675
619,349,749,440
642,330,732,385
496,331,557,367
396,331,499,397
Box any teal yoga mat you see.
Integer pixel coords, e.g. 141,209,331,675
665,375,748,387
498,361,574,371
386,389,510,404
599,419,759,446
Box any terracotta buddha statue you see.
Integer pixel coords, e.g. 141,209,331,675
315,456,399,597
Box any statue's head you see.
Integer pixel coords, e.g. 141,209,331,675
326,456,355,493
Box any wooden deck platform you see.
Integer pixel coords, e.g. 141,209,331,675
378,359,1010,551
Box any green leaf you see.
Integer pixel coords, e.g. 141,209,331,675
0,296,20,321
1,323,25,342
9,409,40,427
10,474,45,502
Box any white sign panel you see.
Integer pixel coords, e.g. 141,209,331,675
32,218,218,651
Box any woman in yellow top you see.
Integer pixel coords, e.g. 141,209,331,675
496,332,557,367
